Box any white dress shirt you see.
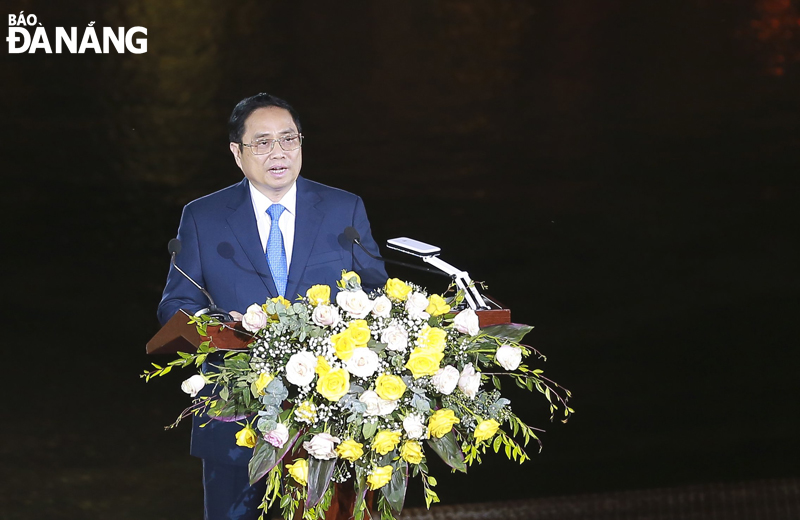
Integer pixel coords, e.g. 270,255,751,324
249,181,297,271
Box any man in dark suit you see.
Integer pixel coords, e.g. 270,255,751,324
157,93,387,520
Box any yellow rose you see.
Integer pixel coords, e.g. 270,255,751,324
367,465,393,490
405,347,444,379
315,356,330,377
474,419,500,442
346,320,372,346
372,430,401,455
306,284,331,306
234,425,257,448
384,278,412,301
316,368,350,401
286,459,308,486
375,374,407,401
342,269,361,285
331,331,357,361
428,408,460,438
272,295,291,307
400,440,424,464
335,439,364,462
417,324,448,352
263,296,291,319
254,372,274,396
425,294,451,316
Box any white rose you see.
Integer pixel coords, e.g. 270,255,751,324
405,291,430,319
458,363,481,399
242,303,268,332
345,347,380,378
430,365,460,395
336,290,374,319
453,308,480,336
495,345,522,371
371,295,393,318
263,423,290,448
381,323,409,352
180,374,206,397
285,351,318,387
312,304,340,327
303,432,340,460
402,413,427,440
359,390,398,416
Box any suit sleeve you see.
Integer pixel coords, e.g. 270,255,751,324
351,196,389,291
157,204,209,325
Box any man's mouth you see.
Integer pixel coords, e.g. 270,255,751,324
269,164,289,175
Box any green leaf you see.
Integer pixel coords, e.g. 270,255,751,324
493,435,503,453
480,323,534,343
362,420,378,440
381,459,408,513
306,457,336,508
426,432,467,473
248,430,299,485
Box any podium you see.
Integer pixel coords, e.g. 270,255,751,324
145,303,511,519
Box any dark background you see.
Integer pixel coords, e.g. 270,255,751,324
2,1,798,519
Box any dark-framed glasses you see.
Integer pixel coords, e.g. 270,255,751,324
242,133,303,155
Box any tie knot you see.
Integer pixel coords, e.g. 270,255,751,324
267,204,285,220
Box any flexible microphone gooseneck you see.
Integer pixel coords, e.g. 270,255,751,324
168,238,233,322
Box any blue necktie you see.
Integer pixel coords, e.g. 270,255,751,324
266,204,287,297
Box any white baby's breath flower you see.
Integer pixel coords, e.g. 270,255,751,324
381,323,408,352
242,303,268,332
312,304,340,327
405,291,430,319
345,347,380,378
303,432,340,459
336,290,374,319
430,365,460,395
285,351,318,387
458,362,481,399
371,295,392,318
453,308,480,336
180,374,206,397
495,345,522,371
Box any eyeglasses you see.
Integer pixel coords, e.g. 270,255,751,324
241,134,303,155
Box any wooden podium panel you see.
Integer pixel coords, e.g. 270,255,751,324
146,310,253,355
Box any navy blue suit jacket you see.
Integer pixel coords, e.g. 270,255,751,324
157,176,387,464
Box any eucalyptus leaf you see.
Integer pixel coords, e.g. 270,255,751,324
480,323,534,343
426,431,467,473
411,394,431,413
306,457,336,508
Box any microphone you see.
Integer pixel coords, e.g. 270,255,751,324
168,239,233,322
343,227,448,278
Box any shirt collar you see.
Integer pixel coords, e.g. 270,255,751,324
249,181,297,217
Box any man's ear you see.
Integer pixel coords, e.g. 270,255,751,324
229,142,243,170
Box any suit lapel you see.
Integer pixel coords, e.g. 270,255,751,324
285,177,323,300
226,180,279,298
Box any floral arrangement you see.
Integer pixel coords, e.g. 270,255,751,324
145,272,572,520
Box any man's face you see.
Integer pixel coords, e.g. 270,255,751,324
230,106,302,201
